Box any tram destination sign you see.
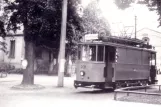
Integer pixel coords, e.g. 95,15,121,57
84,34,98,42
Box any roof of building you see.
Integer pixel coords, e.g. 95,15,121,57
137,28,161,34
137,28,161,39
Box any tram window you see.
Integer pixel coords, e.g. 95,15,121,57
150,53,156,66
151,53,155,60
151,59,155,66
81,45,97,61
89,46,96,61
82,45,89,61
105,46,108,61
97,46,104,61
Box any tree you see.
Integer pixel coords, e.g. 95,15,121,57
82,0,111,34
64,0,112,75
115,0,135,10
0,21,7,54
0,1,8,54
115,0,161,26
4,0,83,85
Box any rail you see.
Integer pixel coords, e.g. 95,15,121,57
114,85,161,100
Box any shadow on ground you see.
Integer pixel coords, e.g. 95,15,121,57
75,88,114,94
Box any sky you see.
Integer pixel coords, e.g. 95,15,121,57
1,0,161,35
81,0,161,36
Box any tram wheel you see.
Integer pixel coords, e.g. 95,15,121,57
113,83,120,90
98,84,106,90
142,81,148,86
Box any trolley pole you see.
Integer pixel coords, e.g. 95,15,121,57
57,0,68,87
135,15,137,39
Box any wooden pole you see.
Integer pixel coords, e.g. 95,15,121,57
57,0,68,87
135,16,137,39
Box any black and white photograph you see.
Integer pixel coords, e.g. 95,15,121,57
0,0,161,107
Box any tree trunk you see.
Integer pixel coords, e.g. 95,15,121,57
66,55,72,76
21,40,35,85
55,57,59,75
48,58,55,74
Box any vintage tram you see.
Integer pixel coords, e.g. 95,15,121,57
74,35,158,89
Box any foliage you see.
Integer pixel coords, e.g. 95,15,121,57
65,0,84,58
0,1,8,54
4,0,83,50
148,0,161,27
0,0,7,37
0,21,7,53
114,0,161,27
67,0,111,61
0,21,6,38
115,0,135,10
82,0,111,35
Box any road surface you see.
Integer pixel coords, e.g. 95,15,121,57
0,74,160,107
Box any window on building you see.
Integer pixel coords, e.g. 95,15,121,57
9,40,15,58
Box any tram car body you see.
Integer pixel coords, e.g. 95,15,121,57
74,36,158,89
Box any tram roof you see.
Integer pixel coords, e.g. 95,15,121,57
78,41,156,53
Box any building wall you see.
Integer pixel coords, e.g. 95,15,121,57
0,34,59,74
3,36,25,68
137,28,161,69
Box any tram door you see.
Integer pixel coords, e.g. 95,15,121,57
104,46,116,83
150,52,157,84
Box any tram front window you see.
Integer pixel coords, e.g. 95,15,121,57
89,46,96,61
81,45,96,61
81,45,89,61
80,45,104,62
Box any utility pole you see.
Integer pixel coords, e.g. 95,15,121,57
135,15,137,39
57,0,68,87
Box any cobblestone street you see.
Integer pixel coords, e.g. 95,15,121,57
0,74,161,107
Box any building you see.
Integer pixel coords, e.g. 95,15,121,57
0,34,58,74
2,34,25,68
136,28,161,69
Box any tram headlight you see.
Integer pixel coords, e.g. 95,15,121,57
80,71,85,76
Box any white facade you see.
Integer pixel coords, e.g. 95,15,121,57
0,35,52,73
3,35,25,68
136,28,161,69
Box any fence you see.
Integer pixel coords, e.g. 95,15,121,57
114,85,161,100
